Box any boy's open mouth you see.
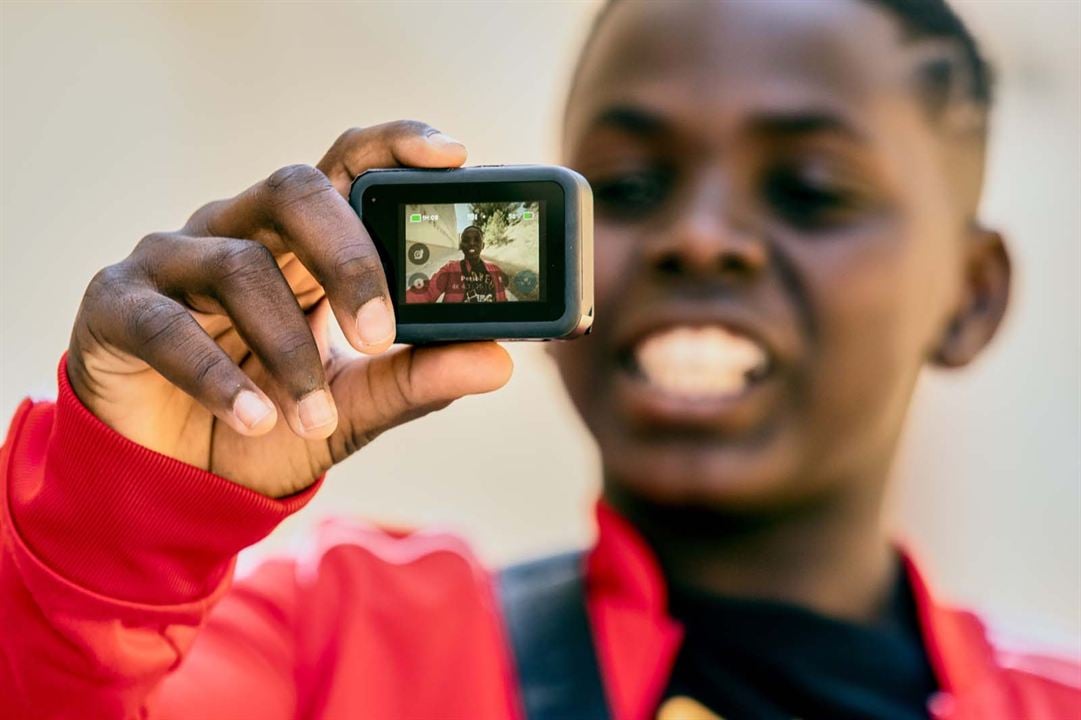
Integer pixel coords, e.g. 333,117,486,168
612,317,784,434
621,324,772,401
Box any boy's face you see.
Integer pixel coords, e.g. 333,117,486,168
553,0,1007,511
460,229,484,258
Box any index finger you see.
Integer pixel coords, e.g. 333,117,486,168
189,165,396,354
317,120,468,197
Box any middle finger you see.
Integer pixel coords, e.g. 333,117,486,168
186,163,395,354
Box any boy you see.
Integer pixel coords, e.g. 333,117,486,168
2,1,1077,718
406,225,509,303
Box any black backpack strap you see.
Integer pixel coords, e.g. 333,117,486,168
498,551,612,720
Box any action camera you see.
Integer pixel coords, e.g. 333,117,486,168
349,165,593,344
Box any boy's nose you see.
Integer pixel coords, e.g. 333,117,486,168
646,173,767,283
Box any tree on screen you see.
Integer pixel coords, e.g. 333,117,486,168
469,202,539,247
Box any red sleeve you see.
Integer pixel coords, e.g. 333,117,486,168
406,262,450,304
432,261,456,298
0,357,320,720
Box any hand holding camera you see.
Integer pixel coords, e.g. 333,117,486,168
66,121,520,498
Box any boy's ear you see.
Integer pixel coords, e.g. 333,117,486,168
931,227,1012,368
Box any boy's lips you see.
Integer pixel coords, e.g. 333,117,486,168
612,312,786,433
632,325,770,397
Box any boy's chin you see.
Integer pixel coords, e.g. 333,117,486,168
601,434,806,513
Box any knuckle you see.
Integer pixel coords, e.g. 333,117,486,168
334,126,364,147
131,231,172,259
264,163,331,206
212,239,277,285
87,262,133,298
272,332,323,389
276,330,321,365
385,119,436,140
79,268,119,328
129,232,177,280
84,262,148,315
127,298,188,346
320,127,366,170
190,349,230,386
391,352,418,409
330,243,384,283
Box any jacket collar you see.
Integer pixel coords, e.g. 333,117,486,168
585,502,682,720
585,501,1016,720
902,553,1018,718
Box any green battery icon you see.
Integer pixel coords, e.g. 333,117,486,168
522,211,534,220
409,213,422,223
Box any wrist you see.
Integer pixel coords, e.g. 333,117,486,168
3,355,321,603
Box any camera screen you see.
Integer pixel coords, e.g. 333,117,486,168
402,201,543,304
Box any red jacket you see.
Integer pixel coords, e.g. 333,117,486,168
2,359,1079,720
406,258,508,304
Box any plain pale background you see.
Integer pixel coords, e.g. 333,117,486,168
1,1,1078,645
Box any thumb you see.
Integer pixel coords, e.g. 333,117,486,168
326,341,513,454
318,121,469,197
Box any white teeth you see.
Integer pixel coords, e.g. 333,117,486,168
634,325,767,398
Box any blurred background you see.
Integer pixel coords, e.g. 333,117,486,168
2,1,1078,647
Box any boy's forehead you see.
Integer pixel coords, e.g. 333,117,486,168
566,0,925,144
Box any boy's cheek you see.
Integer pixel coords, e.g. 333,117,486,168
800,275,931,467
592,227,639,305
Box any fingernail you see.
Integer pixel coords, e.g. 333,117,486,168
427,131,463,149
234,391,274,430
356,297,395,349
298,389,337,432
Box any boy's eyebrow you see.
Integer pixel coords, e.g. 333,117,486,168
590,106,670,137
589,104,866,144
747,112,868,144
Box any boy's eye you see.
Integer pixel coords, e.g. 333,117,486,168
591,168,673,220
761,164,865,231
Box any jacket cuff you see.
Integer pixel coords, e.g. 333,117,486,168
4,355,321,604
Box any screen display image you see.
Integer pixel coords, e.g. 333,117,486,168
403,201,542,304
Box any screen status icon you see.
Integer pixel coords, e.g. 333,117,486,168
464,210,534,222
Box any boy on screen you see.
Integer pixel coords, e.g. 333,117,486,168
406,225,508,303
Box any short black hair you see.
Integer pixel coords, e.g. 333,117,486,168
575,0,993,111
865,0,993,109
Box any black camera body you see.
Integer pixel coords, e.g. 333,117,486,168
349,165,593,343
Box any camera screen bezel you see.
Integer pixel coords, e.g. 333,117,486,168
360,180,567,324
